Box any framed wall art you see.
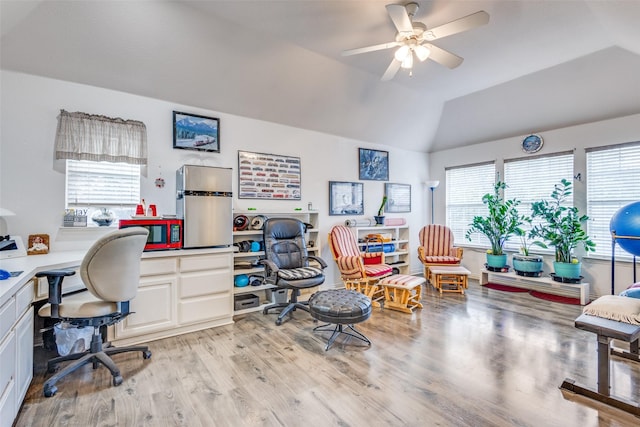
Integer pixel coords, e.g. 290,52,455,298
329,181,364,215
27,234,50,255
385,183,411,213
359,148,389,181
173,111,220,152
238,150,301,199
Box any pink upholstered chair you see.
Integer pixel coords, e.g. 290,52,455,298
328,225,392,306
418,225,464,281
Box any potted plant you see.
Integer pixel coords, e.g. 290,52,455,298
529,179,595,280
512,222,546,276
375,196,387,225
465,181,524,269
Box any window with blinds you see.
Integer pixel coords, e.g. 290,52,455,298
66,159,141,207
446,162,495,246
503,152,573,252
586,141,640,260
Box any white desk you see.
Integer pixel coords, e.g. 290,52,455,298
1,247,233,426
0,251,85,308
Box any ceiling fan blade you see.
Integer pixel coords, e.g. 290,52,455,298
385,4,413,34
342,41,400,57
423,10,489,41
425,44,464,69
381,59,401,81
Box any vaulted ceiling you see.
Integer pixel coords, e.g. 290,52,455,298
2,1,640,152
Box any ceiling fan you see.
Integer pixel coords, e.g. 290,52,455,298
342,2,489,81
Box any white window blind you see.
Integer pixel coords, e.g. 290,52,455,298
586,142,640,260
66,159,140,207
504,153,574,252
446,162,495,246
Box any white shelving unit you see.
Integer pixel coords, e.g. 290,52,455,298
232,211,320,315
348,225,411,275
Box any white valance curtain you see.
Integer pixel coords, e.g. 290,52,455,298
55,109,148,165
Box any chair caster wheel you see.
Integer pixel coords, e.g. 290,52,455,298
275,318,283,326
47,365,58,374
113,375,123,386
44,385,57,397
263,308,269,315
143,350,152,359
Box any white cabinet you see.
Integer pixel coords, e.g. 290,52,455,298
0,280,33,427
113,249,233,345
0,328,16,427
178,253,233,325
15,308,33,411
350,225,411,275
232,211,320,315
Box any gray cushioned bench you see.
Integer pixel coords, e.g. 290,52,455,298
560,313,640,416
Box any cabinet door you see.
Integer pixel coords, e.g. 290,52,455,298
15,308,33,410
0,330,16,427
114,275,177,340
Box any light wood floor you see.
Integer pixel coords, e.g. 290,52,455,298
16,281,640,426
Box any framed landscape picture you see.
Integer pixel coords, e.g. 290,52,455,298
385,183,411,213
359,148,389,181
329,181,364,215
173,111,220,152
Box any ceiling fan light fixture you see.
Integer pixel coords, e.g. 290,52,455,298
394,45,410,62
400,51,413,69
414,44,430,61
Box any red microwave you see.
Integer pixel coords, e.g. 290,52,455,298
118,218,182,251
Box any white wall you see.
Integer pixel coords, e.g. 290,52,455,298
429,113,640,296
0,70,430,285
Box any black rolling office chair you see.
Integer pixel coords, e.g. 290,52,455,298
36,227,151,397
261,218,327,325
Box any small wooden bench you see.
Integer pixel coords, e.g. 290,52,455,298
560,313,640,416
380,275,426,314
429,266,470,295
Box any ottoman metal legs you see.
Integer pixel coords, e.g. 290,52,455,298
308,289,372,351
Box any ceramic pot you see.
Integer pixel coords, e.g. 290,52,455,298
513,254,543,273
486,253,508,268
553,261,581,279
374,216,385,225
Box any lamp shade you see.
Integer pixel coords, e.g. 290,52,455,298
425,180,440,189
415,45,430,61
394,45,410,62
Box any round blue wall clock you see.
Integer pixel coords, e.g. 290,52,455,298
521,134,543,154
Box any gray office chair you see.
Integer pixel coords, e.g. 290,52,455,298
261,218,327,325
36,227,151,397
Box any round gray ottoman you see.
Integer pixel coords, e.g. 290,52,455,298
308,289,372,351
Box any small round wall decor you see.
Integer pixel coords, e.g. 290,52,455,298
521,134,543,154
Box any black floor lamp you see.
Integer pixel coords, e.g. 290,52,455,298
425,180,440,224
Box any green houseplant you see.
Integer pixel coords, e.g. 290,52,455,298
465,181,524,268
374,196,387,225
512,221,546,275
529,178,595,279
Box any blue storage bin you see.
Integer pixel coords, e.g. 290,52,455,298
360,243,396,253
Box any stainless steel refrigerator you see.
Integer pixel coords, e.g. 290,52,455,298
176,165,233,248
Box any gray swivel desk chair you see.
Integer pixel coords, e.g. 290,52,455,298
261,218,327,325
36,227,151,397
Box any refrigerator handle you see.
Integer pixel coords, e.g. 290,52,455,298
177,190,184,200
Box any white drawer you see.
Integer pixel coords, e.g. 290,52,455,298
180,253,231,273
140,258,178,276
15,283,33,319
180,270,231,298
0,298,16,340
